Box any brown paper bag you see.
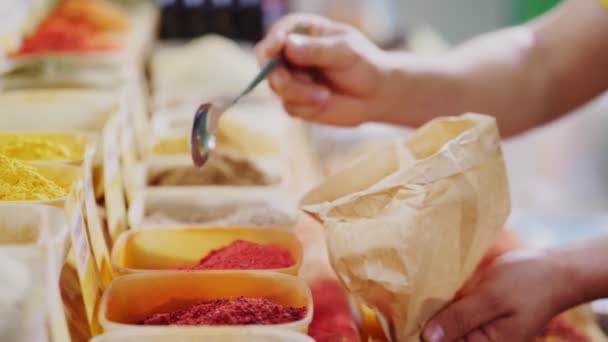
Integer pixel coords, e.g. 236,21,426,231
301,113,511,341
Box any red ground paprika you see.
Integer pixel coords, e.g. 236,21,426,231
175,239,295,270
16,1,121,55
139,297,306,326
308,278,361,342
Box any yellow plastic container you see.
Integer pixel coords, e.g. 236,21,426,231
112,227,302,275
91,327,315,342
1,162,82,207
99,271,313,334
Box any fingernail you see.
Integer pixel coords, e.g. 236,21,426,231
287,34,308,52
423,323,445,342
313,88,330,103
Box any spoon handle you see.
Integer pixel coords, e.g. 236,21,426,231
232,57,281,104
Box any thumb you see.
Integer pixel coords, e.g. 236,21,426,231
422,292,505,342
284,33,355,69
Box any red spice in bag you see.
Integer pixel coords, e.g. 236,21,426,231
175,240,295,270
140,297,306,326
308,278,361,342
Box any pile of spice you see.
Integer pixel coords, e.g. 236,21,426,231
148,155,277,186
0,133,87,161
308,278,361,342
143,203,293,227
139,297,306,326
16,0,128,55
175,240,294,270
0,154,68,201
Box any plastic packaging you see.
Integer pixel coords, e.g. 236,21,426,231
128,187,298,229
139,154,288,189
112,227,302,275
0,204,70,342
0,89,118,131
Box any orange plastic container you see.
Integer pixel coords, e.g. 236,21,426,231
111,227,302,275
91,327,315,341
99,271,313,334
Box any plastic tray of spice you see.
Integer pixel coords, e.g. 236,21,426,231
0,155,82,206
0,89,119,132
138,153,288,189
0,204,70,342
0,131,96,165
111,227,302,275
128,187,299,229
99,271,313,333
91,326,314,342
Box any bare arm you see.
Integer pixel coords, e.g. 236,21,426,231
384,0,608,136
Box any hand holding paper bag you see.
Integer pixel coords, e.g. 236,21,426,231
301,114,511,341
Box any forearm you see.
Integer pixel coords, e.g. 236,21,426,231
549,235,608,311
379,0,608,137
380,27,548,136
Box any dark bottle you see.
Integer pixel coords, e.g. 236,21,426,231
183,0,208,38
207,0,238,39
235,0,263,42
159,0,183,39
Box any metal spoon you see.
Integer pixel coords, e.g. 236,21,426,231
189,57,281,167
190,24,311,167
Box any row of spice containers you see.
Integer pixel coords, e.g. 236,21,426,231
92,33,319,341
0,0,158,341
0,1,315,341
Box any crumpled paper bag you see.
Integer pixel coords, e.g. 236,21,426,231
301,113,511,341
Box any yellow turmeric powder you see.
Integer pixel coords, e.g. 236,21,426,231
0,133,87,161
0,154,68,201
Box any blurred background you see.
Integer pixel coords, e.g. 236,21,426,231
2,0,605,250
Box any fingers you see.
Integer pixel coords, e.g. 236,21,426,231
284,34,356,69
465,330,492,342
256,26,287,66
282,93,369,127
422,291,508,342
255,14,333,65
268,67,330,106
256,13,348,66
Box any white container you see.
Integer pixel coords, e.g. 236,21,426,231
0,204,69,342
138,154,288,189
0,89,119,131
128,186,299,229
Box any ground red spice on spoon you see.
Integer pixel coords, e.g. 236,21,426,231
139,297,306,326
174,239,295,270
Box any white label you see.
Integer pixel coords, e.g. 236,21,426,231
70,205,90,277
83,153,95,202
104,129,120,186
